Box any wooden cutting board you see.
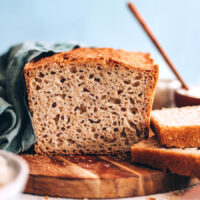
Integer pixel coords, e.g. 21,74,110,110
21,154,199,199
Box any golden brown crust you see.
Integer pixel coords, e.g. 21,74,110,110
131,137,200,178
151,107,200,148
24,48,158,73
145,68,159,131
151,120,200,148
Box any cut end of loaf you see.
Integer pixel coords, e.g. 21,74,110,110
24,48,159,154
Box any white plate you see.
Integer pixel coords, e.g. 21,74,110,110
0,150,29,200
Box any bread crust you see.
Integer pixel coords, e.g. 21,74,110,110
24,48,158,72
131,137,200,178
151,106,200,148
24,48,159,154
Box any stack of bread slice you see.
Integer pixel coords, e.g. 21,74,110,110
131,106,200,178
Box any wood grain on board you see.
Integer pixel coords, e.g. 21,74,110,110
22,154,199,199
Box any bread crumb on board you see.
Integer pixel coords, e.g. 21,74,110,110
146,197,156,200
42,196,62,200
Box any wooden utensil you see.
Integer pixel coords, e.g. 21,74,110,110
128,2,189,90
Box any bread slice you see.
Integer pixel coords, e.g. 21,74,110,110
24,48,159,154
131,137,200,178
151,106,200,148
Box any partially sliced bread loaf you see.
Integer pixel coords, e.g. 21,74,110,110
151,106,200,148
131,137,200,178
24,48,159,154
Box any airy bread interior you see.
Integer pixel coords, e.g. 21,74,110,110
151,106,200,127
24,48,158,154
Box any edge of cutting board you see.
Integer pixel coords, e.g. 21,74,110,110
22,154,200,199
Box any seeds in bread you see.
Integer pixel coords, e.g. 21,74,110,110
151,106,200,148
24,48,159,154
131,137,200,178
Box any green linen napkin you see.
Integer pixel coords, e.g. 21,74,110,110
0,41,81,153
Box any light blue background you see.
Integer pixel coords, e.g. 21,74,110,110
0,0,200,84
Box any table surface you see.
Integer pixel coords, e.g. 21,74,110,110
20,189,187,200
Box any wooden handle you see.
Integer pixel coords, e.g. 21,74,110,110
128,2,189,90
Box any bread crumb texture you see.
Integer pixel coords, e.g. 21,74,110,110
151,106,200,148
24,48,159,154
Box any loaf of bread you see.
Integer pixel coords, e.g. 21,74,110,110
151,106,200,148
24,48,159,154
131,137,200,178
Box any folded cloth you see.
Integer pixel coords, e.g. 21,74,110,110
0,42,81,153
